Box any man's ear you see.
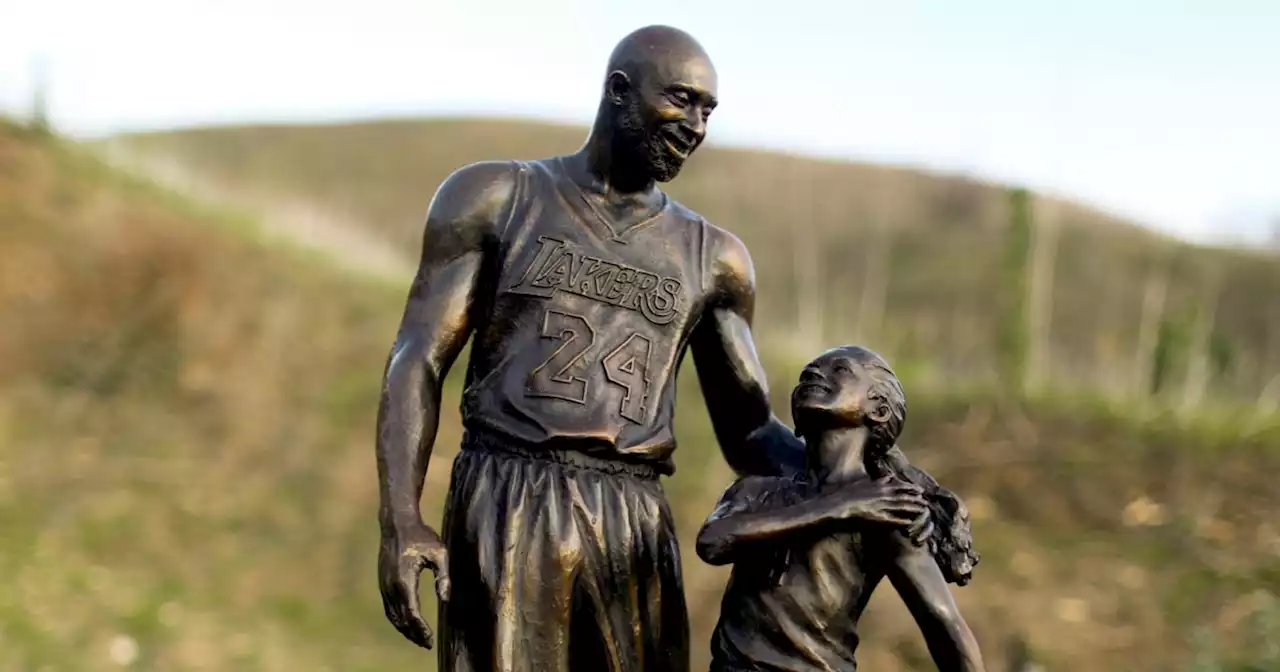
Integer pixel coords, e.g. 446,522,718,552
867,401,891,424
605,70,631,105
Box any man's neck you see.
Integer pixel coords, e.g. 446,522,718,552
574,110,657,198
804,426,871,484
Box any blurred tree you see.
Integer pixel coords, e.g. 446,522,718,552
1026,195,1060,392
1152,312,1191,396
1208,331,1236,384
998,187,1032,392
1182,289,1220,411
791,161,823,350
856,172,897,346
1134,253,1171,397
29,55,50,135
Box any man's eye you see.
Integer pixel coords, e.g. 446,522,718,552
668,91,690,106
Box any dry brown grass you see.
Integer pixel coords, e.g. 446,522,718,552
3,120,1278,670
107,117,1280,404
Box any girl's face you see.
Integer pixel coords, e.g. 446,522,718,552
791,350,888,435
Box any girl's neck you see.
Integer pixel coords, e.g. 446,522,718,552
804,425,871,484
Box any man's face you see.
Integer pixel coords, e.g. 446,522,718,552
615,55,718,182
791,350,882,434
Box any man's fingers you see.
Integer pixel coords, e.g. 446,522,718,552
435,571,452,603
394,552,435,650
382,578,431,649
422,544,451,603
403,579,434,650
423,544,448,573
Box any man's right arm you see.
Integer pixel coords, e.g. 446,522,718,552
375,160,518,649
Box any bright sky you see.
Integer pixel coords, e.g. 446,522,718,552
2,0,1278,243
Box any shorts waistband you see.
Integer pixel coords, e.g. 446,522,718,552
461,428,660,481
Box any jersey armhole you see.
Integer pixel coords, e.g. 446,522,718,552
697,216,713,301
498,160,529,241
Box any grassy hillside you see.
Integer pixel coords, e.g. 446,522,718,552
107,117,1280,407
1,120,421,670
4,119,1279,671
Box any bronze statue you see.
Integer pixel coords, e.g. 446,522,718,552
375,25,942,671
698,346,984,671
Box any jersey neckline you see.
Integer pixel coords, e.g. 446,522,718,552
553,157,670,244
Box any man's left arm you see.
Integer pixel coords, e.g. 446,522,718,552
688,225,932,537
688,226,804,477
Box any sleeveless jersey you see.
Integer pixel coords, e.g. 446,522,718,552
461,158,711,474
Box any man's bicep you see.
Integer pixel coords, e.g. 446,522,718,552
693,226,806,475
395,161,516,365
396,253,485,368
695,225,772,407
691,305,771,404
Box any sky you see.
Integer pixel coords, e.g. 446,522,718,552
2,0,1278,244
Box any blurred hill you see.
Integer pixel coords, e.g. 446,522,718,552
1,119,425,670
103,117,1280,407
3,118,1279,671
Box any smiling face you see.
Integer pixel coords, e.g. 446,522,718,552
606,29,718,183
791,346,906,455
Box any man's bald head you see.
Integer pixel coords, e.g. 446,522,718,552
596,26,718,183
605,25,716,90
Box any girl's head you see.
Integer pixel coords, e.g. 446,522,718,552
790,345,906,457
791,345,979,585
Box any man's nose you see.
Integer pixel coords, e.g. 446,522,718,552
681,110,706,141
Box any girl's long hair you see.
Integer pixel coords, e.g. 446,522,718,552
868,452,980,586
813,346,979,585
846,345,979,586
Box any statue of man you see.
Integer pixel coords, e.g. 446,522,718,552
375,25,932,671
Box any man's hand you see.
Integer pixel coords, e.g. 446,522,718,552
378,521,450,649
827,477,929,533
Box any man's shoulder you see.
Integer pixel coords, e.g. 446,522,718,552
663,199,746,250
427,160,524,227
675,212,753,300
442,159,524,190
671,206,748,264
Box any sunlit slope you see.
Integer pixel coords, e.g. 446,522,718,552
1,120,422,670
2,120,1276,670
109,118,1280,403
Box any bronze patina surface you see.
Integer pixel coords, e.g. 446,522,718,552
374,26,948,671
699,346,985,671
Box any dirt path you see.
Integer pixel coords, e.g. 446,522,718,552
95,141,417,282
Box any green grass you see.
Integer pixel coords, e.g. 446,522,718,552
2,118,1277,670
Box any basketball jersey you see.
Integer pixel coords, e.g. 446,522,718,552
461,158,711,474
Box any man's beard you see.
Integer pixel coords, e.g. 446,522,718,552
615,101,685,183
